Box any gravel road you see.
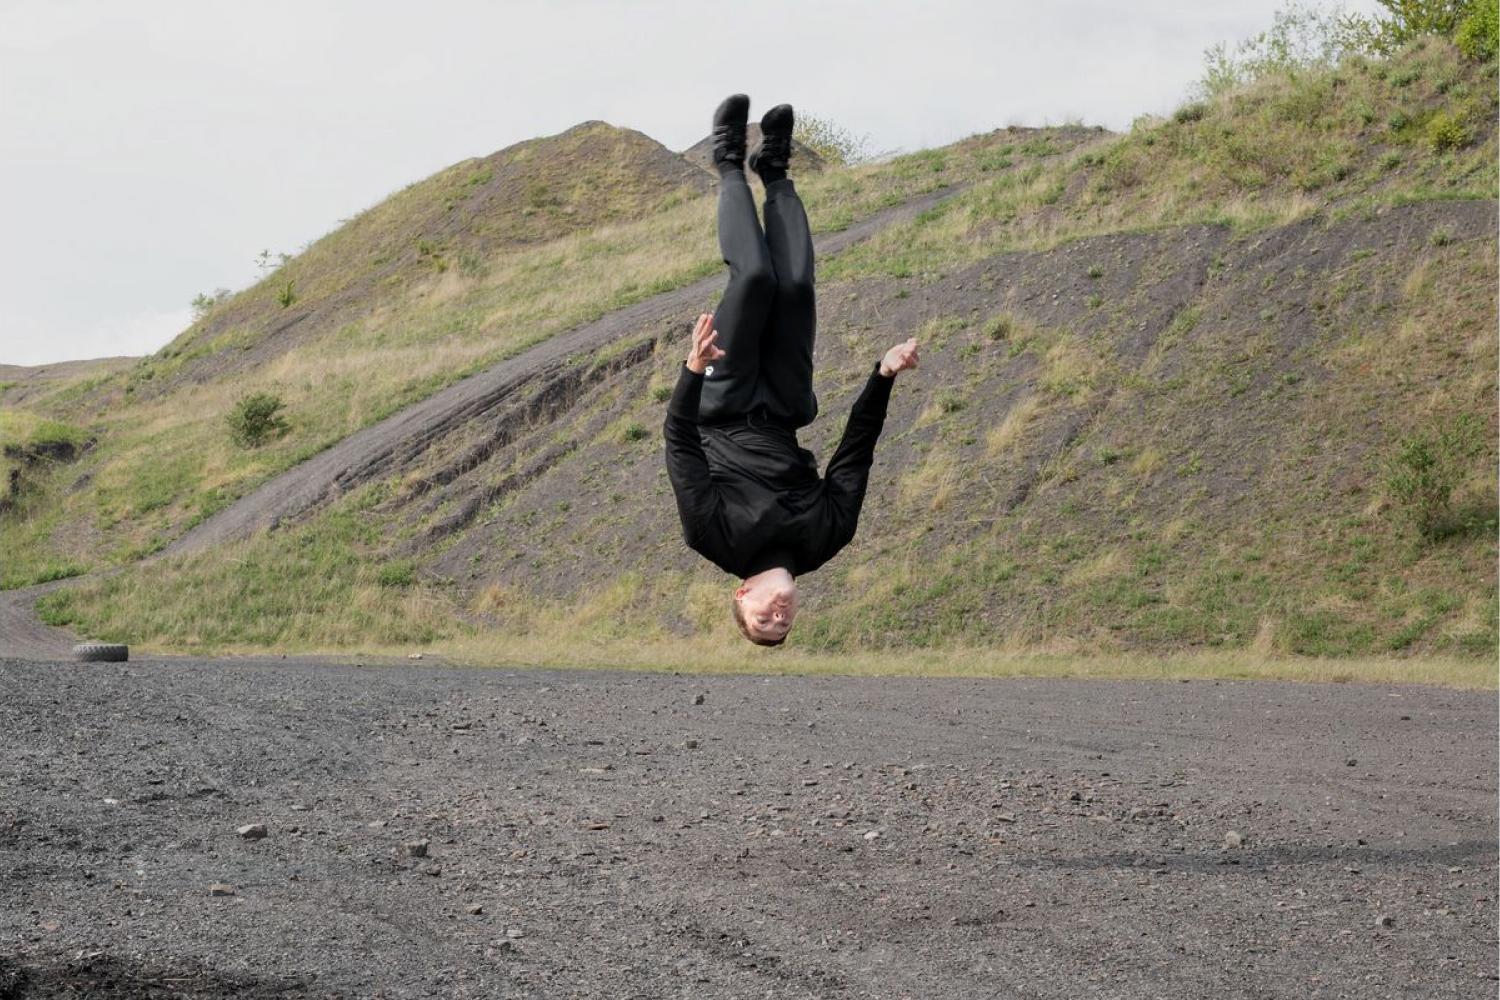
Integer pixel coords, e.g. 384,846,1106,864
0,658,1494,998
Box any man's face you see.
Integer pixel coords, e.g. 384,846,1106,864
738,577,798,642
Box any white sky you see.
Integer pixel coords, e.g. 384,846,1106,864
0,0,1382,367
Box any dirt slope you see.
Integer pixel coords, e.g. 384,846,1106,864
395,198,1495,655
159,183,968,558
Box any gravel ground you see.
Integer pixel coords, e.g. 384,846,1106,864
0,657,1494,999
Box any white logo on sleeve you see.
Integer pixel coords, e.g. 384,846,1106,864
704,365,714,377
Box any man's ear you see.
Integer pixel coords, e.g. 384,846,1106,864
734,585,748,600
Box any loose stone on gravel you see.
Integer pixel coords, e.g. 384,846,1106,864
1224,831,1245,848
405,839,430,858
207,883,236,897
236,823,268,840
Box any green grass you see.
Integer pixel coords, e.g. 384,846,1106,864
824,39,1497,285
37,492,458,648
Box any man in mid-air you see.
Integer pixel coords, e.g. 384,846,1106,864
662,94,920,646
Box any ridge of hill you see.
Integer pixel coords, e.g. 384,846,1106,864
116,121,716,395
7,37,1497,668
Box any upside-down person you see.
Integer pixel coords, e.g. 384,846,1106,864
662,94,920,646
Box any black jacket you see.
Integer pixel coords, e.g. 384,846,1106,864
663,361,895,578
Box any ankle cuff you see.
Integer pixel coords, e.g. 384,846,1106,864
764,177,795,196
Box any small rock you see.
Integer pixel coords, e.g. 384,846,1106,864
208,883,236,897
863,830,881,841
39,920,61,933
1376,914,1395,928
466,904,484,915
505,927,525,939
1129,807,1151,821
1345,758,1357,767
683,739,700,750
367,820,388,829
237,823,268,840
408,653,423,660
1224,831,1244,848
452,721,473,731
692,693,705,705
405,839,430,858
995,812,1018,823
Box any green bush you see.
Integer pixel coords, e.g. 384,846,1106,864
1456,0,1498,58
621,423,648,442
1384,413,1485,540
792,113,874,166
227,392,290,448
1425,109,1472,150
376,561,415,587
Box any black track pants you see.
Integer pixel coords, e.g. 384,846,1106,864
697,169,818,428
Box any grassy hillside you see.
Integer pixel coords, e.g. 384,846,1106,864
2,122,1097,588
14,37,1500,675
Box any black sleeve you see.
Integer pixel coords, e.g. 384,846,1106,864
662,364,723,549
822,361,895,544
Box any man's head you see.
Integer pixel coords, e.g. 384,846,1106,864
733,566,798,645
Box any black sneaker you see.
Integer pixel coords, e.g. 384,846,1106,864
748,103,793,179
711,94,750,173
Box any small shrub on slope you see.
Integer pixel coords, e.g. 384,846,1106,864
1384,413,1485,541
227,392,290,448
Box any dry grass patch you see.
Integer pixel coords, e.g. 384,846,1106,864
985,396,1041,458
1065,547,1127,585
429,636,1495,688
1131,446,1165,477
897,448,961,513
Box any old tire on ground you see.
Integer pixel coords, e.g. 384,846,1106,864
73,642,129,662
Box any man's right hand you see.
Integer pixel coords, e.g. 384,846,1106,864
686,312,726,375
879,337,919,378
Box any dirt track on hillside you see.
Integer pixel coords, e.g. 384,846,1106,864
0,658,1494,998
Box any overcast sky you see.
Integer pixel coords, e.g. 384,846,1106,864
1,0,1382,367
